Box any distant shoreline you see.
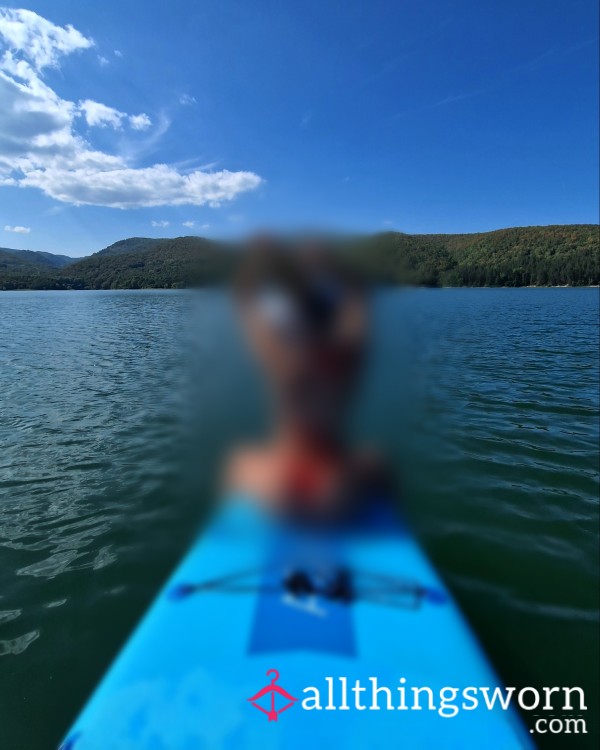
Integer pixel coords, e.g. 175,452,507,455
2,285,598,293
2,225,598,290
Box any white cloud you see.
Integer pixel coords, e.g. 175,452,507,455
0,8,263,209
19,165,262,209
4,224,30,233
129,113,151,130
151,219,169,227
79,99,124,128
200,223,210,230
78,100,152,130
179,94,196,106
98,55,109,66
182,220,195,227
0,7,92,71
113,49,122,58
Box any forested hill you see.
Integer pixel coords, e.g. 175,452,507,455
58,236,234,290
1,224,597,290
0,247,77,272
354,225,599,287
95,237,164,257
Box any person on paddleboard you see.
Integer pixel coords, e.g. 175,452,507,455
224,236,390,521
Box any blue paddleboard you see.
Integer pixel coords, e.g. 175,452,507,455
60,498,533,749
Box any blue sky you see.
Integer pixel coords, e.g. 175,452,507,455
0,0,598,256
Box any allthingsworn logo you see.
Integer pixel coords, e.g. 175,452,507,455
248,670,298,721
245,673,588,737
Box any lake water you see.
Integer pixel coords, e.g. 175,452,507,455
0,288,598,749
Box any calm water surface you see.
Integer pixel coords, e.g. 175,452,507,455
0,288,598,749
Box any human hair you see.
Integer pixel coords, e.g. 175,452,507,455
234,235,366,341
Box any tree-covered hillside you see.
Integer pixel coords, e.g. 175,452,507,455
352,225,599,287
0,248,76,268
95,237,164,257
0,247,82,290
447,225,599,287
1,225,597,290
22,236,235,290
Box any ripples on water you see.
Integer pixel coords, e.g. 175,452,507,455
0,288,598,749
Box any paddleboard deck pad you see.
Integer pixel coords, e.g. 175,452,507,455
60,497,533,749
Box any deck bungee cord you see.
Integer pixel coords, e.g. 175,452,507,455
168,564,447,610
